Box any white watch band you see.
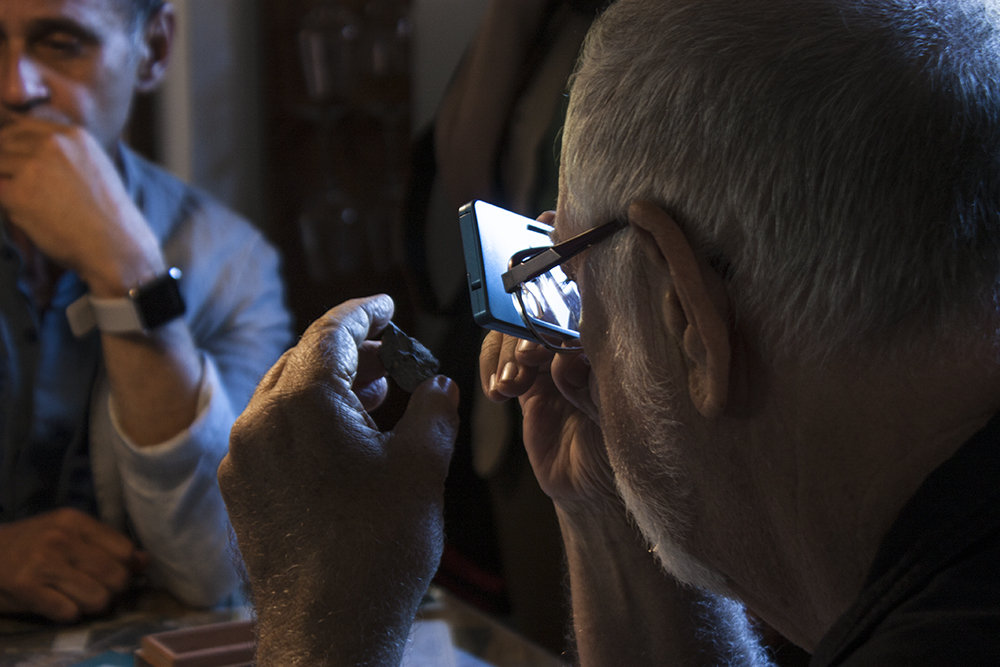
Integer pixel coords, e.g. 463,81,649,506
66,293,145,337
65,267,185,337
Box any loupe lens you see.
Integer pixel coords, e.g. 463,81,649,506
515,266,581,334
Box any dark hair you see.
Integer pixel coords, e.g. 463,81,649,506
567,0,613,14
118,0,166,29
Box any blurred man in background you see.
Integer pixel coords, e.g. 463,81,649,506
0,0,290,622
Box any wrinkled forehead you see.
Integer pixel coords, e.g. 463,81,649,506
0,0,133,31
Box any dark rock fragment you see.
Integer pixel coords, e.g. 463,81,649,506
378,322,440,392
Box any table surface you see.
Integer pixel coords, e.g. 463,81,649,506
0,586,567,667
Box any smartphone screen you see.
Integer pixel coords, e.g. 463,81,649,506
459,200,579,342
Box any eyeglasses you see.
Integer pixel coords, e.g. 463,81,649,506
501,217,627,351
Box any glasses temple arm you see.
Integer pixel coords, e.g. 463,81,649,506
502,247,563,293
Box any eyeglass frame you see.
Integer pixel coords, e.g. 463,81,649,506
500,217,627,351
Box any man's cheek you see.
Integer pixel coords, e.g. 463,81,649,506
23,105,75,126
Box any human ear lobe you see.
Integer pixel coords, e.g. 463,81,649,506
135,5,174,93
629,201,731,419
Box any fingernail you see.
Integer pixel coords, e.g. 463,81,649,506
439,376,460,408
516,338,534,353
500,361,517,383
488,372,497,393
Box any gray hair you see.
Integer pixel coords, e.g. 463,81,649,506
562,0,1000,361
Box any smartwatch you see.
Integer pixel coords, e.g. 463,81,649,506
67,267,186,336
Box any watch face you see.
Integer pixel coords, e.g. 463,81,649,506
132,269,186,329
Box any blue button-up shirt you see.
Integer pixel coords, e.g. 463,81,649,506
0,226,100,520
0,144,292,606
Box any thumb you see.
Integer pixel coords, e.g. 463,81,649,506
392,375,461,469
552,352,600,423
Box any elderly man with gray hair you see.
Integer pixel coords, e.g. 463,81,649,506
220,0,1000,663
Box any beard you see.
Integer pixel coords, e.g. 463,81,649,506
602,341,730,595
594,246,732,596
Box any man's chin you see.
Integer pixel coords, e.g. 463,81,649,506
617,475,732,597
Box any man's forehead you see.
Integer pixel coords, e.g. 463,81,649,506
0,0,129,29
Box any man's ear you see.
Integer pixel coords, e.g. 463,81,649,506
135,4,175,93
629,201,731,418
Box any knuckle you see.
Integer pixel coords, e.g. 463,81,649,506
38,598,80,624
9,570,41,596
78,589,112,615
35,527,71,551
84,557,131,591
104,566,131,592
50,507,83,526
217,455,233,488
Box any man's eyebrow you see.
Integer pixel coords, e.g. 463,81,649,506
26,17,102,45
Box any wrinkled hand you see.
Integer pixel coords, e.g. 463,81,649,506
0,508,147,623
477,210,618,518
0,117,162,294
218,295,459,664
480,331,618,516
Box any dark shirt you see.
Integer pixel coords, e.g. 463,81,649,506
811,412,1000,665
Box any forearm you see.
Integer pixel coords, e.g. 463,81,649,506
236,511,441,665
104,360,240,606
557,505,766,666
102,321,203,446
252,567,422,667
70,188,205,446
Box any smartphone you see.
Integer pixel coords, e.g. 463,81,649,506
459,200,580,343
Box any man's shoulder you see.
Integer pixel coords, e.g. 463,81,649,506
118,145,283,298
812,419,1000,665
119,145,260,240
821,530,1000,664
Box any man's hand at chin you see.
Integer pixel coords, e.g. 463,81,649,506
0,116,162,295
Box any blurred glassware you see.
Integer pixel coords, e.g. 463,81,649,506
298,3,362,107
362,0,411,98
295,0,412,284
298,184,372,282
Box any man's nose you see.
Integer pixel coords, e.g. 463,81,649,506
0,51,50,111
